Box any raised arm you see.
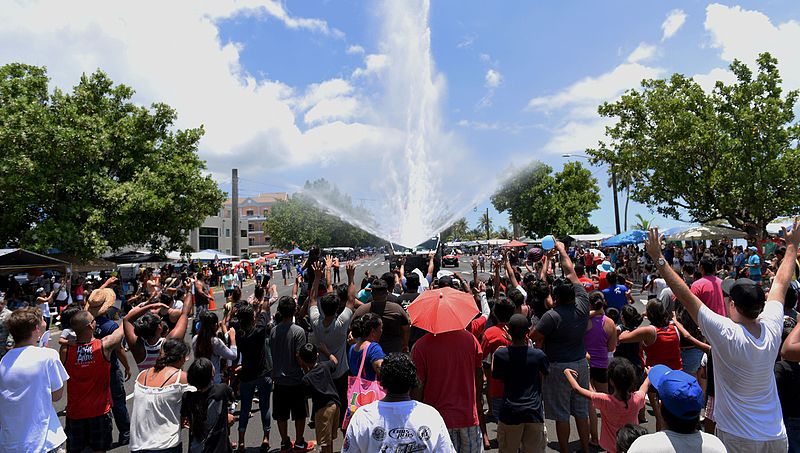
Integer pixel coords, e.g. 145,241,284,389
345,261,357,310
99,276,118,290
645,228,704,324
555,240,578,284
769,218,800,304
167,282,194,340
504,252,520,289
564,368,595,399
309,262,323,308
426,252,435,283
325,256,334,293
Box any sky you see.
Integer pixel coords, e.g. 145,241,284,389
3,1,800,240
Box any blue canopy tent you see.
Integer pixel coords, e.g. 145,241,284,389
601,230,648,247
288,247,306,255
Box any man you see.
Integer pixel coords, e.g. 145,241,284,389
492,314,549,453
691,259,726,316
332,256,341,284
352,278,410,354
222,268,238,298
530,240,591,453
86,286,131,446
0,293,12,359
601,272,634,310
193,272,212,317
61,309,125,453
733,246,746,277
235,299,273,451
645,220,798,453
0,307,69,452
747,246,762,284
482,297,515,423
575,264,595,292
270,296,314,452
344,353,456,452
412,318,483,453
628,365,725,452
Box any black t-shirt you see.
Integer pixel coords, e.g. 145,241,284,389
396,292,419,311
238,311,272,382
535,283,590,363
353,300,410,354
775,360,800,419
491,345,549,424
181,384,234,453
301,360,340,414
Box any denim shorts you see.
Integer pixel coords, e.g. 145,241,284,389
681,347,704,374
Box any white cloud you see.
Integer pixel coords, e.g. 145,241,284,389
304,97,360,125
541,118,614,154
527,63,663,111
661,9,687,41
627,42,658,63
346,44,364,55
692,67,737,92
704,3,800,89
479,53,492,63
352,54,389,78
457,35,475,49
485,69,502,88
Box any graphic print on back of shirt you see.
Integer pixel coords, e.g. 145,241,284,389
76,344,94,366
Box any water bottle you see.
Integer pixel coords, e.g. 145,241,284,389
541,235,556,251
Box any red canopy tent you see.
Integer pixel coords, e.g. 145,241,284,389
501,240,528,248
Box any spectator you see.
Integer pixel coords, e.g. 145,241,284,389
348,313,385,381
192,311,237,385
234,299,273,451
575,264,595,292
746,246,762,283
616,424,648,453
222,268,238,298
530,241,591,453
647,222,796,452
775,317,800,452
491,314,549,453
692,259,726,316
61,309,125,453
35,287,55,329
0,307,68,452
269,296,313,452
352,277,410,353
181,357,235,453
481,296,514,423
412,310,483,452
627,365,726,453
0,293,13,359
298,342,340,453
344,353,456,452
583,291,617,446
130,339,192,453
601,272,634,310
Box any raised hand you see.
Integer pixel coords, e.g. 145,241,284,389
783,217,800,249
346,261,356,280
644,228,664,261
312,261,324,279
325,255,333,269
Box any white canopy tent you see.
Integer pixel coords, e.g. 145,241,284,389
568,233,613,243
666,225,747,241
166,249,238,261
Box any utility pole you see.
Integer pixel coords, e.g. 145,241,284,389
611,166,621,234
485,208,490,240
231,168,240,257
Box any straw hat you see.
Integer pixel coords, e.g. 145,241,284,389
86,288,116,317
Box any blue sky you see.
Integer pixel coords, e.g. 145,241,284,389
3,1,800,242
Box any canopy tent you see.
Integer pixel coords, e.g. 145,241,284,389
501,239,528,248
768,221,795,235
666,225,747,241
262,253,278,259
0,249,69,274
49,253,116,273
659,226,690,239
461,241,479,247
476,239,510,246
588,248,605,259
518,237,537,244
568,233,613,243
165,249,237,261
104,250,166,264
288,247,307,255
601,230,648,247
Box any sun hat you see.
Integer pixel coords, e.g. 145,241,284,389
598,260,615,273
85,288,117,317
648,365,704,420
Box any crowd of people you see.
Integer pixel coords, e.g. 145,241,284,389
0,219,799,453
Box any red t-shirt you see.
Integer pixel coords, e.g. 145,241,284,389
412,329,482,429
481,324,511,397
467,316,487,340
598,272,609,290
578,277,595,292
65,338,111,419
691,276,726,317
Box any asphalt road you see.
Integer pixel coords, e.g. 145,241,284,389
50,255,657,452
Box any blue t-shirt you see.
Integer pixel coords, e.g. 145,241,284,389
348,342,385,381
94,316,119,370
748,255,761,278
602,284,629,310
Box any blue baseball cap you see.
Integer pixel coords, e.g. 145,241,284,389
649,365,704,420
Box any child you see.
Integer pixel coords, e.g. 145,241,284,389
564,357,649,453
616,424,648,453
181,358,235,453
298,342,340,453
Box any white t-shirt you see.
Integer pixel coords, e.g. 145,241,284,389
628,430,727,453
697,301,786,440
0,346,69,451
309,305,353,379
343,400,455,453
653,278,668,296
38,301,51,319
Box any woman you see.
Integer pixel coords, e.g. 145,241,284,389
348,313,385,381
130,339,192,453
618,299,682,431
191,311,237,385
584,291,617,447
123,288,192,371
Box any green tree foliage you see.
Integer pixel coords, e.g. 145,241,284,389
491,161,600,237
441,217,470,242
265,179,383,250
0,64,225,259
632,214,657,231
588,53,800,238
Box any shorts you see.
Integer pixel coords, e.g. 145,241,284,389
273,384,307,421
65,412,113,453
497,422,546,453
704,395,715,422
447,426,483,453
543,359,589,422
132,445,182,453
716,428,787,453
314,402,340,447
681,347,704,374
224,289,233,298
589,366,608,384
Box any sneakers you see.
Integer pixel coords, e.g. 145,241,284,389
279,440,294,452
292,440,316,452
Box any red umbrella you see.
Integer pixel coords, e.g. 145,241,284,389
502,239,528,248
407,287,479,335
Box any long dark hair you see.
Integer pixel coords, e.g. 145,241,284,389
154,339,189,371
608,357,636,408
194,311,218,359
186,358,214,440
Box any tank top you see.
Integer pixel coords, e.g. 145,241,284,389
643,323,683,370
130,369,188,451
137,337,165,370
65,338,111,419
585,315,610,368
614,326,644,369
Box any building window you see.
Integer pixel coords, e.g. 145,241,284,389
241,230,247,238
249,238,255,246
225,229,231,238
248,224,255,232
198,227,218,250
246,209,254,216
225,249,231,255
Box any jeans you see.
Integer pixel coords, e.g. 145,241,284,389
238,375,273,434
110,366,130,439
788,417,800,453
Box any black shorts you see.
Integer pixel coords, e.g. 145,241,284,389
589,366,608,384
273,384,307,421
66,412,112,453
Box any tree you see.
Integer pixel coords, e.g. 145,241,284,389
491,161,601,237
441,217,470,242
496,225,512,239
477,212,493,239
588,53,800,238
0,64,225,259
631,214,657,231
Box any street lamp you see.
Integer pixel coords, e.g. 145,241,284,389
562,153,621,235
